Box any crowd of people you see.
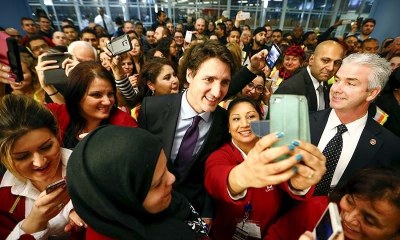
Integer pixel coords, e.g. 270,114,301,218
1,6,400,240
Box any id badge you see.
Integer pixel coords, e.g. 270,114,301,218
234,219,262,239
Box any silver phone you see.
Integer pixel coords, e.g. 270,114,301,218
106,34,132,56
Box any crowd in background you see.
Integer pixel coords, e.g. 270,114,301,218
0,5,400,240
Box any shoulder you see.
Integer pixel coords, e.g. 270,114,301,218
110,108,138,127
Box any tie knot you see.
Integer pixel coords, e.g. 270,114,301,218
317,83,324,92
192,115,202,127
336,124,348,135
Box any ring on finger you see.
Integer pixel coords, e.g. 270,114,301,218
307,171,314,179
57,203,64,210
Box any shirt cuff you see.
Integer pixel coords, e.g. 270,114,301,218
288,185,311,196
10,220,50,240
227,187,247,200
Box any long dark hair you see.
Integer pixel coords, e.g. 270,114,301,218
63,61,118,147
330,168,400,209
227,96,263,119
132,58,178,107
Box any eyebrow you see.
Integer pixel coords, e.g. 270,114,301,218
12,139,52,155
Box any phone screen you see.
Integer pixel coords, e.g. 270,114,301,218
266,44,281,69
315,210,334,240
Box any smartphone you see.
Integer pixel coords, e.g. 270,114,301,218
341,19,352,25
356,17,363,29
42,53,71,85
313,203,343,240
265,43,282,69
106,34,132,56
0,32,23,82
46,179,66,194
184,31,193,43
239,12,251,20
269,94,310,160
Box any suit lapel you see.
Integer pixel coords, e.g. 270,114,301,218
303,71,318,111
162,94,183,160
340,117,383,182
310,109,331,145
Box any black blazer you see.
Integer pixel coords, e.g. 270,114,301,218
310,109,400,187
138,66,256,217
274,68,330,112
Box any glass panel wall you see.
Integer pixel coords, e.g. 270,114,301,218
27,0,374,33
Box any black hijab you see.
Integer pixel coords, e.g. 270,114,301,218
67,125,201,239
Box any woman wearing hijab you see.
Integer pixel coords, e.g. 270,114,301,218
67,125,208,240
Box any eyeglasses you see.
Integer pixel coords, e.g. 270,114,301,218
31,43,49,52
246,82,264,93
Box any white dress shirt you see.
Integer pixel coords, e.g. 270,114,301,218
171,91,212,162
1,148,73,240
307,66,324,109
318,110,368,188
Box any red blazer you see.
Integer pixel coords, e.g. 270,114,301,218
46,103,138,142
265,196,329,240
85,226,115,240
205,142,314,239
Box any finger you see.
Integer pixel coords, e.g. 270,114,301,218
251,132,283,153
264,153,300,174
292,140,325,161
263,165,297,185
295,163,320,180
0,63,11,72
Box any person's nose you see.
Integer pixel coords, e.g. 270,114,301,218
32,152,46,167
167,171,176,185
343,209,360,228
241,117,250,127
210,82,222,98
101,95,112,105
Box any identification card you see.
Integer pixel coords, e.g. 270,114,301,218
234,219,261,239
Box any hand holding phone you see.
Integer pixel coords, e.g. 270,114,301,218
107,34,132,56
313,203,343,240
42,53,71,85
0,32,23,82
265,43,282,69
184,31,193,43
46,179,66,194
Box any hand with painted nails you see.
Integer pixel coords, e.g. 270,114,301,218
64,210,87,233
228,131,303,195
22,185,70,234
287,140,326,191
0,62,15,84
298,231,344,240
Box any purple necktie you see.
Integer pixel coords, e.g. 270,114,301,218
175,115,202,176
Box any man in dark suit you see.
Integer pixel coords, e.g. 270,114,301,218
139,41,268,221
310,53,400,195
275,40,344,111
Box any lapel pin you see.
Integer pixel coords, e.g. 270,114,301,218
370,139,376,145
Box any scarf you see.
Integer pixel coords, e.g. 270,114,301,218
67,125,205,239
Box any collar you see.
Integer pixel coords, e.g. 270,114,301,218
327,110,368,136
231,140,247,159
307,66,322,90
0,148,72,199
180,91,211,122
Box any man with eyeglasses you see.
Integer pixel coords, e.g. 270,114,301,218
26,35,50,57
20,17,53,47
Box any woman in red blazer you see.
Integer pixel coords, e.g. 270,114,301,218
205,96,327,239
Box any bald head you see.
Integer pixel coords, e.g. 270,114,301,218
68,41,97,62
195,18,206,34
309,40,345,81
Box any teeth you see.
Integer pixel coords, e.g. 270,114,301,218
205,96,217,102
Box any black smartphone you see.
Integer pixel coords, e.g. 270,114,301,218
265,43,282,69
0,32,24,82
106,34,132,56
356,17,363,30
42,53,71,85
46,179,66,194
